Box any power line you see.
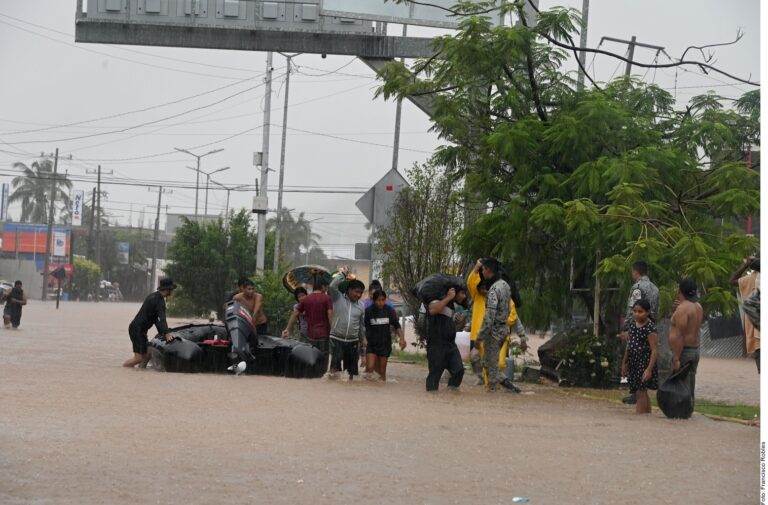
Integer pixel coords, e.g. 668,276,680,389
0,80,375,136
0,166,370,193
62,82,380,154
0,17,259,81
0,12,266,75
2,77,260,137
294,57,358,77
277,125,434,154
4,84,265,146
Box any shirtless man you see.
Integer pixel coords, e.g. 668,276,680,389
233,279,268,334
668,279,704,399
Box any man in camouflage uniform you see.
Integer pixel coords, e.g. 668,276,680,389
621,261,660,404
476,259,518,393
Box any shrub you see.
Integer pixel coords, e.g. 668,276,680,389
555,328,621,388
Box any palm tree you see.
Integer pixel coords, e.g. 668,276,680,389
267,209,321,266
9,158,72,224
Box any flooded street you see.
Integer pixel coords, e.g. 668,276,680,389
0,301,758,505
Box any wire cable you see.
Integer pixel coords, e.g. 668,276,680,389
0,11,265,75
4,84,265,145
0,18,256,81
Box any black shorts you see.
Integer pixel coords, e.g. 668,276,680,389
330,338,359,375
308,338,329,355
129,323,148,355
366,335,392,358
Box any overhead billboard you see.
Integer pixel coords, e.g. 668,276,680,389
322,0,505,28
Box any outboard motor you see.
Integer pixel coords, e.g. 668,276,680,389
224,301,259,366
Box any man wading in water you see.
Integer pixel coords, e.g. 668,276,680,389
123,278,176,368
328,266,366,380
3,280,27,329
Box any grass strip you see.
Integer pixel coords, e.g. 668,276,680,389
564,388,759,423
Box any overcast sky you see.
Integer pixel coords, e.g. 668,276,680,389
0,0,761,258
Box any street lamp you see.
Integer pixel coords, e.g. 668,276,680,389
174,147,223,216
210,179,249,228
187,166,230,216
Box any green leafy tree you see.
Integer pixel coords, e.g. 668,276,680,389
376,162,465,317
10,158,72,224
166,209,258,315
72,256,101,300
377,2,759,332
252,270,296,335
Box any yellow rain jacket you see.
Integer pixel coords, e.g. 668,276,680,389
467,270,517,368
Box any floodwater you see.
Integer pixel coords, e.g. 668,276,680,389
0,301,758,504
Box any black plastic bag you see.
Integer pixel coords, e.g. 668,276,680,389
413,273,465,305
657,362,694,419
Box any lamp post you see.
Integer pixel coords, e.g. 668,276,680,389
187,166,230,216
174,147,223,216
210,179,249,228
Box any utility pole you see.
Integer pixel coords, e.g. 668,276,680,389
576,0,590,89
88,187,96,260
148,186,171,294
41,148,59,301
624,36,636,77
256,51,274,274
600,36,665,78
174,147,224,216
86,165,113,270
274,53,295,271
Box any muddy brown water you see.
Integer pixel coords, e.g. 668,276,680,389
0,301,758,504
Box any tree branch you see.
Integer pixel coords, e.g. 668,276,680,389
680,29,744,61
517,5,548,122
523,0,759,86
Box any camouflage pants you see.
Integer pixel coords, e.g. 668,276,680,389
481,327,508,387
470,348,483,379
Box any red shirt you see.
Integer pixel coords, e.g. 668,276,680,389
297,292,333,339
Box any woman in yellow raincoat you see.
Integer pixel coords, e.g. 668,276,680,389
467,259,520,386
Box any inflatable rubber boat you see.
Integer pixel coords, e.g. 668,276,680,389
148,301,326,378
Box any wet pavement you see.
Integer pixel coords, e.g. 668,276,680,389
0,301,759,505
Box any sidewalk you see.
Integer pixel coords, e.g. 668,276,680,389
402,321,760,406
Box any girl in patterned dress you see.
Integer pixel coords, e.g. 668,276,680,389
621,298,659,414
